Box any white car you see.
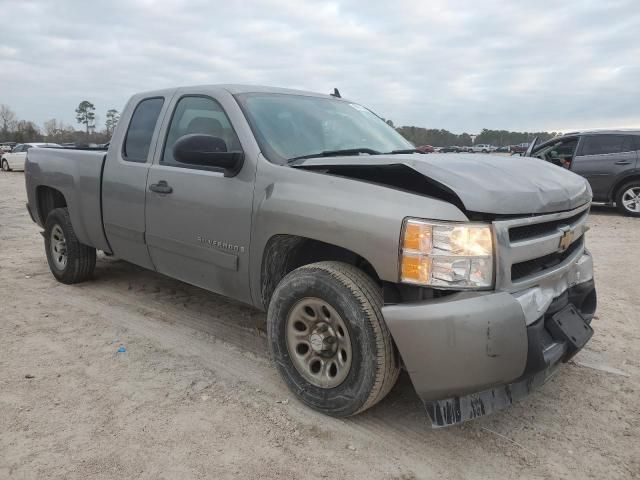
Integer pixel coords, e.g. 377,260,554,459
469,144,498,153
1,143,60,171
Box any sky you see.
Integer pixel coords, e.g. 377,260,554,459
1,0,639,134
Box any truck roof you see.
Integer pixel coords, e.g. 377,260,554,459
131,84,347,101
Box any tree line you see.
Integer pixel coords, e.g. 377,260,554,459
0,101,120,145
396,126,559,147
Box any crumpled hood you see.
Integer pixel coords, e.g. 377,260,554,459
293,153,592,215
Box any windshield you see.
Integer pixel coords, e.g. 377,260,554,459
236,93,413,163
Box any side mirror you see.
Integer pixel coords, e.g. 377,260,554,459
173,134,244,177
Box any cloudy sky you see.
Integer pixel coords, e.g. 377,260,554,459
1,0,639,133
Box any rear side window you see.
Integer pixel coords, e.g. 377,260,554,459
123,97,164,162
580,135,634,156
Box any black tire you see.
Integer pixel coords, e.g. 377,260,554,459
1,159,10,171
267,261,399,417
615,181,640,217
482,149,488,153
44,208,96,284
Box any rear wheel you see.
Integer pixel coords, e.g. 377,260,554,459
267,261,399,417
1,159,10,171
44,208,96,283
615,181,640,217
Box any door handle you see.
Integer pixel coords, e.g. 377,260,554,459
614,160,632,165
149,180,173,194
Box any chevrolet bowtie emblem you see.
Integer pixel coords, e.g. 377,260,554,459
558,227,574,252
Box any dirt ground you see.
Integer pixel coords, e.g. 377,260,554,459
0,171,638,480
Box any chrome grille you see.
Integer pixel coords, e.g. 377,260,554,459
508,210,588,242
511,237,584,281
493,203,590,291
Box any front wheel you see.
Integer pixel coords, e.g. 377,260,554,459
616,181,640,217
1,159,10,171
267,261,399,417
44,208,96,284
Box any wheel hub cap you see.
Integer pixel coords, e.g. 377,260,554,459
50,224,68,270
622,187,640,213
309,323,337,354
285,298,352,389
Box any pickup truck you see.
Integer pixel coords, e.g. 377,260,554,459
25,84,597,427
510,142,530,155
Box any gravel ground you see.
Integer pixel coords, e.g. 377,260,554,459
0,171,638,479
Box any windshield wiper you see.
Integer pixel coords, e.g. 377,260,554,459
287,148,381,164
387,148,419,154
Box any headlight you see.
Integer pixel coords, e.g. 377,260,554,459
400,218,494,289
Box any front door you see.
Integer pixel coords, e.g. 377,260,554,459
145,92,255,304
572,134,639,201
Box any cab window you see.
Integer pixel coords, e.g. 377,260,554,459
161,96,242,168
123,97,164,163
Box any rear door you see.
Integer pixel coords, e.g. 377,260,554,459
102,92,174,268
571,134,638,201
144,88,256,304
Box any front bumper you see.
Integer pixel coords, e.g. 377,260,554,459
382,254,596,427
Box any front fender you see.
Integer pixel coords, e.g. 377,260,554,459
248,157,467,308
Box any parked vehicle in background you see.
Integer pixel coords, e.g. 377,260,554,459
510,143,530,155
440,146,458,153
1,143,60,171
528,130,640,216
26,84,596,427
415,144,435,154
495,146,510,153
440,146,468,153
469,144,497,153
1,142,17,153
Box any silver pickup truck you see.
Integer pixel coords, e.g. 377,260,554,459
25,85,596,426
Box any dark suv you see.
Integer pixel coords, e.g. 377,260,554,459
529,130,640,216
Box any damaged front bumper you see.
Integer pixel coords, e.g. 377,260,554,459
382,252,596,428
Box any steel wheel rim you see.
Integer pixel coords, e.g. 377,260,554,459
285,297,352,389
622,187,640,213
50,224,68,270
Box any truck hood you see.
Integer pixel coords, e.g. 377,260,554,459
292,153,592,215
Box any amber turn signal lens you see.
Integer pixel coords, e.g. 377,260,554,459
403,221,432,251
401,254,431,283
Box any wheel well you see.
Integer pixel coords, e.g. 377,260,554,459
260,234,380,309
611,174,640,201
36,186,67,224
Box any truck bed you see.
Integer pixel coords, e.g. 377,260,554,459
25,148,111,252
